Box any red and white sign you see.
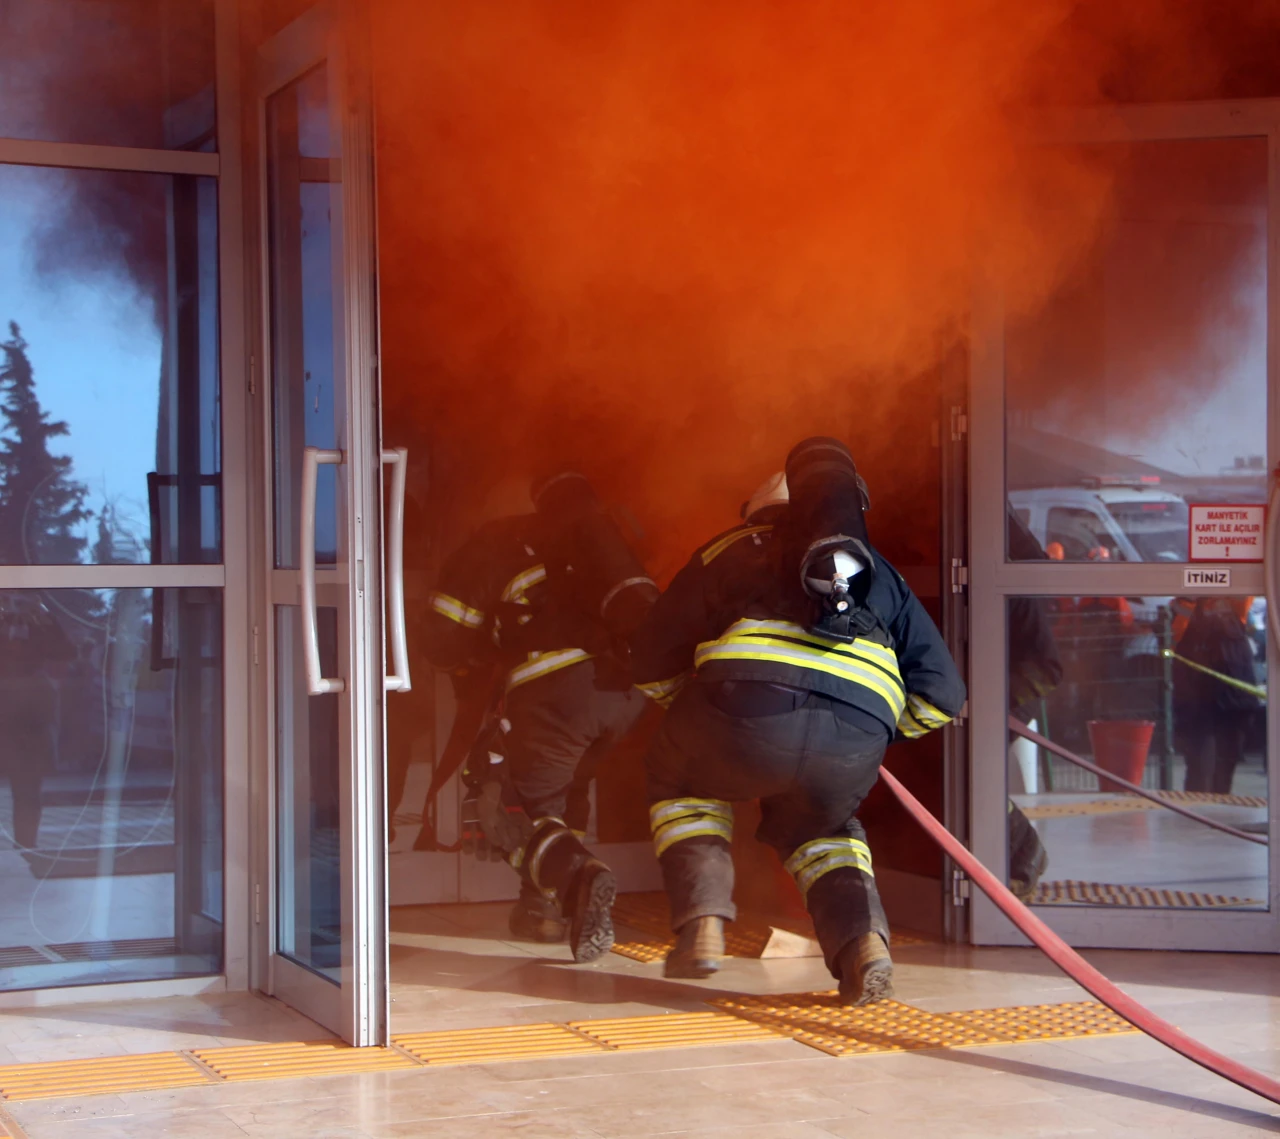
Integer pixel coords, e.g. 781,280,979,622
1188,503,1265,562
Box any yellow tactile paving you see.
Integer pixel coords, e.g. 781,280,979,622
569,1011,786,1051
1033,880,1264,908
393,1023,607,1065
0,999,1145,1097
709,994,1140,1058
610,892,933,963
946,1001,1136,1043
1022,791,1266,820
0,1052,210,1101
192,1040,417,1081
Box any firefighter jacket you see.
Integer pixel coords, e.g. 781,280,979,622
424,514,612,695
630,521,966,739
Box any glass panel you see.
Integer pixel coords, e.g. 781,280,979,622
1007,594,1267,911
0,0,216,149
1007,137,1268,563
268,63,345,570
0,165,221,564
275,605,341,982
0,588,223,992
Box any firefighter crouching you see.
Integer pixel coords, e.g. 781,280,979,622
629,437,966,1004
423,470,658,961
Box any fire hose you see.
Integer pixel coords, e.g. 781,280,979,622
879,765,1280,1107
1008,718,1267,847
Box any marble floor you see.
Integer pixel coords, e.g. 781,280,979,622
1,900,1278,1137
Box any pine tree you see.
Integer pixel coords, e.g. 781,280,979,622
0,322,90,565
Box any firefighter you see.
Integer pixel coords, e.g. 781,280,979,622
423,469,657,960
631,438,965,1003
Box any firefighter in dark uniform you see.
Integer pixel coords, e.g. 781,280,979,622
423,470,657,961
631,438,965,1003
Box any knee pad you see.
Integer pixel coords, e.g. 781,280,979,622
785,836,874,899
649,798,734,857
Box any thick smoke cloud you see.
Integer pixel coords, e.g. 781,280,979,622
371,0,1278,573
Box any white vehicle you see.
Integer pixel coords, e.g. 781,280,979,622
1009,484,1189,565
1009,483,1189,634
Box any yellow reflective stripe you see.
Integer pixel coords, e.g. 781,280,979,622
701,525,773,566
430,592,485,629
654,819,733,856
785,838,874,897
637,672,690,707
506,649,593,692
896,708,930,738
694,641,905,718
907,693,952,729
649,798,733,829
727,620,897,668
502,564,547,605
650,798,734,856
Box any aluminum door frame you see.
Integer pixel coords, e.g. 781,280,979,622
969,98,1280,951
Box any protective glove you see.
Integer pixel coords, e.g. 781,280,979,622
475,780,534,858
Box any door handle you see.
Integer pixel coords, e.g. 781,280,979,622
382,447,411,692
301,445,345,695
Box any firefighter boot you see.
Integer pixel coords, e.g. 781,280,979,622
1008,804,1049,903
663,916,725,979
508,882,567,943
565,857,617,963
836,932,894,1005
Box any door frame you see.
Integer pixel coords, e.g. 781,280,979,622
247,0,388,1045
969,97,1280,950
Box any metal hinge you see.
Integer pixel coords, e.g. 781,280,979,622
950,558,969,593
249,353,257,396
252,625,260,667
254,883,262,925
952,869,971,906
950,406,968,442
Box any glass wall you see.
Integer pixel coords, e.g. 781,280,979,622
0,588,223,990
1007,137,1268,564
0,0,224,992
1006,593,1268,911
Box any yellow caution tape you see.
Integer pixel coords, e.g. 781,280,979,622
1160,649,1267,700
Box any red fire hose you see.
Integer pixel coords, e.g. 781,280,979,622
879,765,1280,1108
1008,717,1267,847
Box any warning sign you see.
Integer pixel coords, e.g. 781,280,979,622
1188,503,1265,562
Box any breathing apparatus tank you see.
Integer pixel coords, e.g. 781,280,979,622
778,437,875,644
530,469,659,646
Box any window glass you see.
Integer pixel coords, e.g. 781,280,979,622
0,165,220,564
0,0,216,149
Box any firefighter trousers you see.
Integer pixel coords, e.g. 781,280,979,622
504,659,646,900
645,678,890,977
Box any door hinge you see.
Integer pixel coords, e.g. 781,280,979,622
249,353,257,397
952,869,971,906
254,883,262,925
950,558,969,593
252,624,260,667
949,406,968,442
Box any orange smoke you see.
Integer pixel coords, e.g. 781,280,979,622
371,0,1275,574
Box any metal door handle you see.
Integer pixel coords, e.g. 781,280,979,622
382,447,411,692
301,446,345,695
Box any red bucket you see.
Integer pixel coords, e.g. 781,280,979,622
1086,720,1155,794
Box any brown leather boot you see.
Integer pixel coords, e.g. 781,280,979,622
836,931,894,1005
663,916,726,979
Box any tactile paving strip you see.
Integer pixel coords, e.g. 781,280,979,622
393,1023,606,1065
611,892,932,962
1022,792,1267,820
1033,880,1264,908
0,1052,210,1100
710,995,1010,1056
946,1001,1136,1043
709,994,1139,1058
193,1040,417,1081
569,1011,786,1051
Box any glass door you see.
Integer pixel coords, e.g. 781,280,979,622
258,2,393,1044
969,102,1280,951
